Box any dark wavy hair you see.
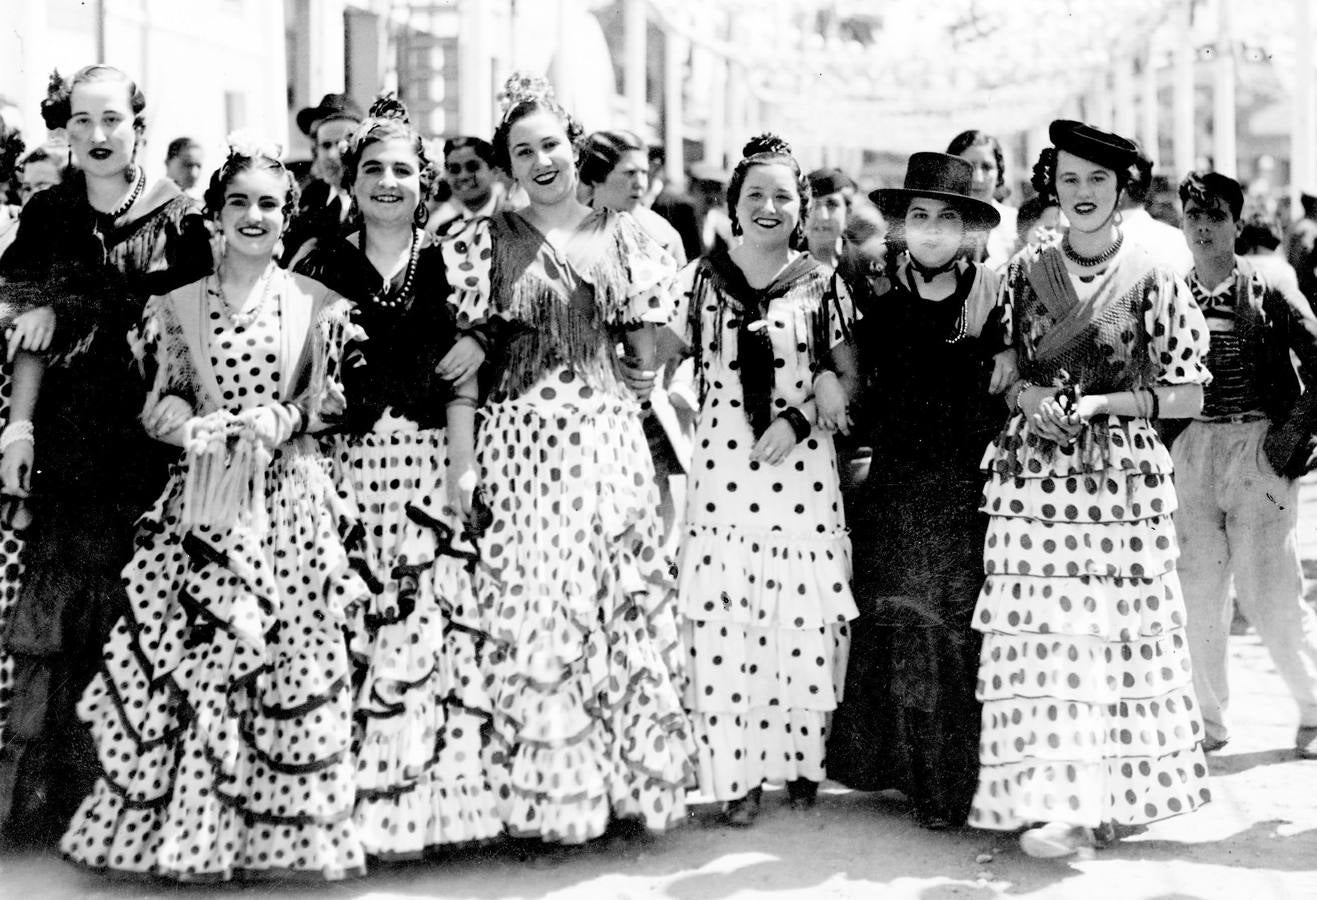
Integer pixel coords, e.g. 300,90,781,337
1030,146,1151,203
41,66,147,133
727,134,811,250
202,145,299,223
491,75,584,174
578,129,646,187
340,96,434,227
1178,170,1244,222
946,129,1008,201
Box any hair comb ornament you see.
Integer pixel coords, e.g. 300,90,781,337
497,73,555,122
223,130,285,164
365,94,409,124
743,133,793,159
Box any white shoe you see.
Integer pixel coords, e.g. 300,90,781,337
1019,823,1094,859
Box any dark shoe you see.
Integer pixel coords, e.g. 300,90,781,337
1202,735,1229,754
723,787,762,827
1296,726,1317,759
787,778,818,810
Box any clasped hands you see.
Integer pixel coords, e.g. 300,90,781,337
1019,384,1107,445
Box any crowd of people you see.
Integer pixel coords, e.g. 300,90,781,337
0,61,1315,882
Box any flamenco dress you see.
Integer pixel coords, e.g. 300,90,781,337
0,177,211,838
297,232,502,855
60,269,373,880
827,258,1004,826
970,238,1214,831
673,250,858,802
442,208,696,843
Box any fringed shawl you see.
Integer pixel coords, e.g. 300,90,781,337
443,208,674,398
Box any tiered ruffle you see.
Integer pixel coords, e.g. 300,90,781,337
678,525,855,801
328,429,501,857
60,441,370,881
970,414,1211,830
475,381,696,843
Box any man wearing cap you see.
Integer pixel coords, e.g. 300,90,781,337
1171,170,1317,760
282,92,363,265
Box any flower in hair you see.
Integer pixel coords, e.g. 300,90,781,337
497,72,555,122
365,93,409,124
743,133,793,159
39,69,70,131
224,130,284,162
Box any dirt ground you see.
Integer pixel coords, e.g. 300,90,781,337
3,488,1317,900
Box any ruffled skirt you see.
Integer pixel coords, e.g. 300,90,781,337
678,388,857,802
970,415,1211,830
328,428,500,856
474,371,696,843
60,439,371,881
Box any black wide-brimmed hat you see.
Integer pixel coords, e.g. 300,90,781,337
296,92,364,137
1048,119,1146,172
869,152,1000,230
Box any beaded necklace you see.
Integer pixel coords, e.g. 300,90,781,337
91,166,146,233
1062,231,1123,267
364,227,423,310
208,262,279,330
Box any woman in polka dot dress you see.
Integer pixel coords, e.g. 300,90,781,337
673,135,859,826
296,98,502,856
60,143,372,880
443,75,695,844
972,120,1213,858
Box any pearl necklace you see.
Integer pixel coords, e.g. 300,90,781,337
208,263,279,330
1062,231,1123,267
366,227,423,310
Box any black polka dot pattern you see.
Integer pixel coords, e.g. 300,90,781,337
325,429,502,855
674,262,858,802
60,292,374,880
0,359,25,745
970,252,1213,830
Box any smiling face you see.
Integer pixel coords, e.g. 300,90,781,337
903,196,964,268
507,110,577,207
313,118,358,188
594,148,648,213
444,145,495,209
734,162,801,249
1055,150,1119,234
354,137,422,229
217,166,289,261
957,143,999,203
1182,195,1239,265
67,80,138,179
807,190,848,250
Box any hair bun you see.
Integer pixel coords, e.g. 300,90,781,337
742,133,792,159
498,72,555,122
39,69,70,131
366,94,409,123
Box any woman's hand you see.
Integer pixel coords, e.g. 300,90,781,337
750,417,799,466
143,395,194,439
1,441,33,497
813,371,851,435
7,306,55,361
988,349,1018,395
436,336,485,384
447,458,478,518
1067,394,1109,424
1023,388,1080,444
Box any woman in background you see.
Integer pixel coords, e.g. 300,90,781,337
948,129,1018,270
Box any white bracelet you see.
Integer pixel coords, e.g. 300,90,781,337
0,420,34,453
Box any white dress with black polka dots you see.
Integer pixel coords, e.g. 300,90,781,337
971,242,1214,830
0,361,24,747
60,271,373,881
673,254,859,802
443,210,697,844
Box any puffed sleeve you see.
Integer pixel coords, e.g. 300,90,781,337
613,211,677,327
823,271,858,350
1145,271,1212,386
661,259,701,357
439,216,495,330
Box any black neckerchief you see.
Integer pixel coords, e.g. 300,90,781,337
908,254,959,283
703,248,822,438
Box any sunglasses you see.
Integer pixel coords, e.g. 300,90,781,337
445,160,486,176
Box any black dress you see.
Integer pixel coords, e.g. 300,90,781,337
826,260,1006,826
0,176,212,839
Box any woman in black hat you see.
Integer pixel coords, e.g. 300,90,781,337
971,121,1212,857
826,152,1014,829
